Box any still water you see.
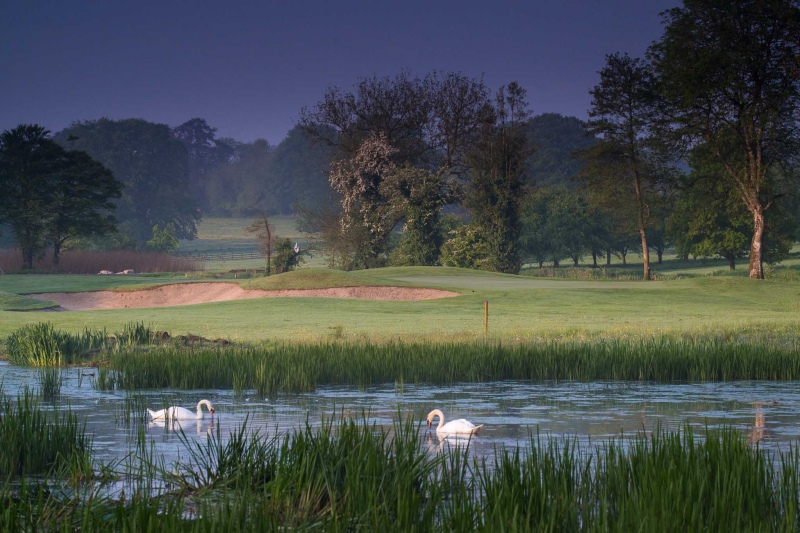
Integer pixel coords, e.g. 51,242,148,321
3,361,799,465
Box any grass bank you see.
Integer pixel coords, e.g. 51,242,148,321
0,266,798,343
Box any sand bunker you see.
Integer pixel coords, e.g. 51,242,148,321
31,283,459,311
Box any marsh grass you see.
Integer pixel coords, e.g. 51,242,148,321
36,367,63,400
109,337,800,393
6,321,155,367
0,388,92,478
2,412,798,531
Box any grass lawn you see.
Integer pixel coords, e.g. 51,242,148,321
0,266,798,343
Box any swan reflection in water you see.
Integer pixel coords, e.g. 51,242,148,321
426,432,474,453
149,417,215,435
747,403,767,446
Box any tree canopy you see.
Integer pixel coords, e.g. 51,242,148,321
0,124,121,269
54,118,200,244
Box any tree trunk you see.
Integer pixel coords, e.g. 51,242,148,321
657,249,663,264
728,256,736,270
621,249,627,266
633,170,651,280
572,256,579,267
606,249,611,267
592,251,598,268
554,259,560,268
22,247,34,270
52,241,63,268
748,206,765,279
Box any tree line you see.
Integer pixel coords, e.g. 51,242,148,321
299,0,800,279
2,0,798,278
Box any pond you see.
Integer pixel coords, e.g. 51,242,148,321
2,361,799,466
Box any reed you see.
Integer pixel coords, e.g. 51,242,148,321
6,321,155,366
0,414,798,531
36,367,63,400
108,337,800,393
0,388,92,478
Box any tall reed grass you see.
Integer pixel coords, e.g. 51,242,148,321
0,388,92,477
108,337,800,393
1,415,797,531
6,321,154,366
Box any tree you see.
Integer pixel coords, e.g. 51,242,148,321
521,187,594,268
172,118,234,213
272,238,303,274
145,223,180,253
246,215,274,276
649,0,800,279
525,113,596,189
463,82,532,274
0,125,121,269
55,118,200,244
583,53,661,280
301,71,489,267
205,139,274,217
50,150,122,266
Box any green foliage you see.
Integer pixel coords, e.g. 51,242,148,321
0,124,121,270
36,367,63,400
464,82,531,274
106,337,800,394
525,112,595,189
54,118,200,244
0,389,91,477
272,238,302,274
6,321,153,366
439,222,491,270
521,186,592,267
1,411,798,530
145,223,179,253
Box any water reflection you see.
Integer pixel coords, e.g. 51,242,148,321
148,417,214,435
2,361,800,467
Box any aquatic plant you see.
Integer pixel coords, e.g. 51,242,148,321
36,367,63,400
6,321,156,366
6,322,106,366
108,337,800,393
0,388,92,477
0,410,798,531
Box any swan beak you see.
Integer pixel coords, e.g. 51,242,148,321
210,409,215,416
427,420,431,428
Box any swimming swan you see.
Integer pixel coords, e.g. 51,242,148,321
426,409,483,435
147,399,215,421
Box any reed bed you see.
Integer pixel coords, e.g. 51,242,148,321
108,338,800,393
36,367,63,400
6,321,154,366
1,412,798,531
0,388,92,478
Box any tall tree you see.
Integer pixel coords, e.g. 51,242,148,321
464,82,531,274
50,150,122,266
649,0,800,279
583,53,661,280
0,125,121,269
172,118,234,213
525,113,596,189
55,118,200,244
301,71,489,267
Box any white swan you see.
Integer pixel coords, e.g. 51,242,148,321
147,399,214,421
426,409,483,436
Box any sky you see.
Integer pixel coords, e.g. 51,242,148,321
1,0,680,145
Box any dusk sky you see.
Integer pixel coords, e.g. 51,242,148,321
2,1,680,145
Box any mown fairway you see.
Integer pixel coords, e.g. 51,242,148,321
0,266,798,342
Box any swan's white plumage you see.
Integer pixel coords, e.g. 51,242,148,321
426,409,483,435
147,399,214,420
